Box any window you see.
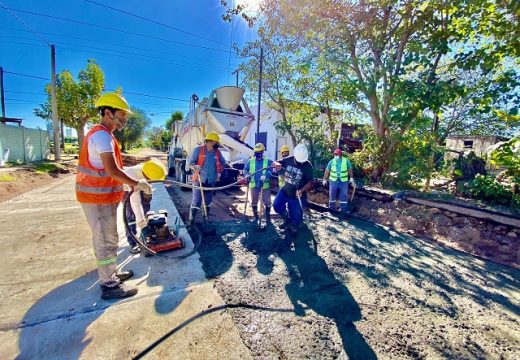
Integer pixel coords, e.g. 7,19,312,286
463,140,473,149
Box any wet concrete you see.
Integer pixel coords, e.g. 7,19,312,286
0,176,250,359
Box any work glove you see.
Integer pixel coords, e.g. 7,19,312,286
136,219,148,230
350,178,356,189
260,175,266,183
272,162,282,172
322,179,327,187
135,179,152,195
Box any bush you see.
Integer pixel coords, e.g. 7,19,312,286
468,174,519,207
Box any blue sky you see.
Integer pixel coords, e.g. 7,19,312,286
0,0,259,130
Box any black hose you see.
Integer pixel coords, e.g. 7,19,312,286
122,166,277,257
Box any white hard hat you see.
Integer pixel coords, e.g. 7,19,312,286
294,144,308,163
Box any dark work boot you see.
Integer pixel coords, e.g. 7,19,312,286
188,207,198,226
265,206,271,223
279,213,290,229
115,270,134,282
101,283,138,300
252,206,259,221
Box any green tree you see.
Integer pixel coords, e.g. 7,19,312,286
232,0,519,181
165,111,184,132
34,60,104,149
113,107,151,152
146,126,171,150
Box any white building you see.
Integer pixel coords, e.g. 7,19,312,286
246,103,338,161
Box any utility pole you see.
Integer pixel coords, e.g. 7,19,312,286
0,66,5,118
256,47,263,145
232,69,239,87
50,44,61,160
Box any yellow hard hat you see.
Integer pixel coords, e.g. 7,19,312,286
205,131,220,143
142,158,166,180
95,92,133,114
281,145,290,153
254,143,265,152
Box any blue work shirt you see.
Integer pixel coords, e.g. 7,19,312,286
326,156,352,182
244,156,273,188
189,145,227,184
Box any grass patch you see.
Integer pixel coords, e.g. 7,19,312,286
34,162,60,174
0,173,16,182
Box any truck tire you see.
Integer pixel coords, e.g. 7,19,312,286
179,161,189,191
167,157,175,177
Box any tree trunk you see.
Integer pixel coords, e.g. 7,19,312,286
76,125,86,150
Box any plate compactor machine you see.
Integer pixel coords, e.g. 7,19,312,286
140,210,184,255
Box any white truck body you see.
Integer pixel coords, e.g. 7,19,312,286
168,86,255,184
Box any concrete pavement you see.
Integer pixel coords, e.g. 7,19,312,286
0,175,251,359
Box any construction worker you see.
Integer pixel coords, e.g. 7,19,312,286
273,144,314,236
322,148,355,213
76,92,152,300
123,158,166,254
278,144,290,188
244,143,273,223
188,131,226,226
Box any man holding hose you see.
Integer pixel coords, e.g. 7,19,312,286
187,132,226,226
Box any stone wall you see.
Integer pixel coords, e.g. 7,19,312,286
351,197,519,269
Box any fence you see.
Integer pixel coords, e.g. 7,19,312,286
0,124,50,164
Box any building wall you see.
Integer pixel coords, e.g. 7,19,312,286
0,124,50,163
246,105,294,161
445,136,500,161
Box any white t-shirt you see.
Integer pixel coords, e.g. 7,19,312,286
88,130,114,169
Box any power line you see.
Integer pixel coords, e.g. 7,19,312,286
0,36,230,71
5,98,39,103
84,0,229,47
4,7,234,54
3,70,50,81
5,90,44,95
1,27,241,66
0,1,50,46
0,39,230,72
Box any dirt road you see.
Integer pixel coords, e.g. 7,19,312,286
167,184,520,359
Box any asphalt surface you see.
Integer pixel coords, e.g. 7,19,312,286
169,184,520,359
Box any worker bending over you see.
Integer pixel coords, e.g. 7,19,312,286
188,132,226,226
273,144,314,236
76,92,152,300
323,148,356,213
244,143,273,223
123,158,166,254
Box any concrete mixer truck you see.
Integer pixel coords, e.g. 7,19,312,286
167,86,255,186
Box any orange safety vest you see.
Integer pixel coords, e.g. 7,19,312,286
192,145,223,182
76,125,124,204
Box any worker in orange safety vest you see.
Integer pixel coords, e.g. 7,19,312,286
76,92,152,300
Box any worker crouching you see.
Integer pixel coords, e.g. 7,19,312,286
123,158,167,254
244,143,273,224
322,148,356,213
188,132,226,226
272,144,314,236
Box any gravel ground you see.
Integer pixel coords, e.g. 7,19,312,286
168,186,520,359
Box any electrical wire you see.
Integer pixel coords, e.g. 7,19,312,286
3,70,49,81
1,27,240,66
4,7,234,54
84,0,230,47
0,39,230,72
0,1,50,46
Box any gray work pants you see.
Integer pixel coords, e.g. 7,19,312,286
250,187,272,207
81,203,120,287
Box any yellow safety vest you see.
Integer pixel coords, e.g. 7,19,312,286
249,158,270,189
329,157,349,182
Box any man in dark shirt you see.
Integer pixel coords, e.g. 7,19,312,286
273,144,314,236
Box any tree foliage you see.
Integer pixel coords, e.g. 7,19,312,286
113,107,151,152
34,60,105,148
228,0,519,182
